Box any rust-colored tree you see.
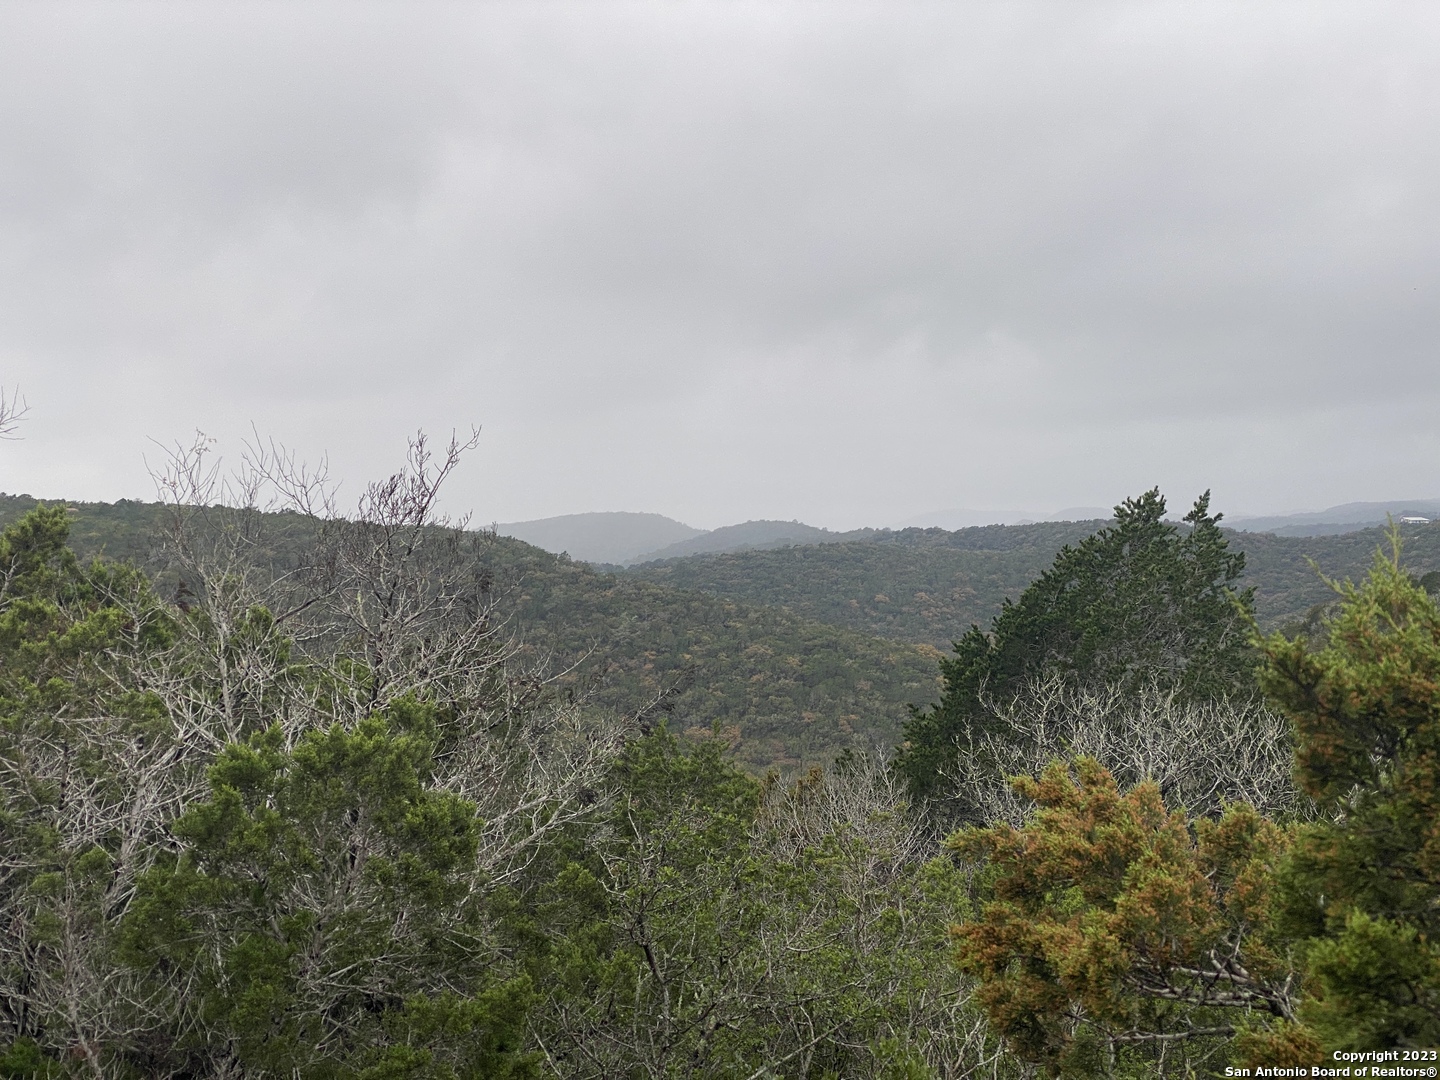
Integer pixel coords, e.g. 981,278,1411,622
949,758,1305,1077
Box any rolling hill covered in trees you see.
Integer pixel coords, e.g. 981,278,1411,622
621,516,1440,644
496,511,704,564
5,493,1440,772
619,521,1108,648
0,495,939,771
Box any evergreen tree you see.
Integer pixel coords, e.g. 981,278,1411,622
121,708,538,1079
950,758,1302,1077
0,506,179,1072
1260,539,1440,1048
898,489,1256,802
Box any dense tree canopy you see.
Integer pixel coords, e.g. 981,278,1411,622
0,493,991,1078
898,489,1256,802
945,532,1440,1072
1259,541,1440,1048
7,447,1440,1077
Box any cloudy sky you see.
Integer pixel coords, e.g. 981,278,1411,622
2,2,1438,530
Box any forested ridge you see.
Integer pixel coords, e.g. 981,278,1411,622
0,494,942,772
7,493,1440,773
623,517,1440,644
619,522,1106,648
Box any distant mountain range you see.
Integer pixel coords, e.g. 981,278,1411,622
497,513,873,565
496,512,704,564
500,499,1440,564
1226,500,1440,537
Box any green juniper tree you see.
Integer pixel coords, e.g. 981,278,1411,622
120,707,539,1079
897,489,1256,803
1260,539,1440,1049
0,434,626,1077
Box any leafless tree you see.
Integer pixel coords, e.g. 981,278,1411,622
942,676,1304,827
0,428,631,1075
0,386,27,439
138,428,629,875
754,751,1003,1080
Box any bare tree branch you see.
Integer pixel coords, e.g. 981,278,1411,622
0,386,29,439
944,676,1305,827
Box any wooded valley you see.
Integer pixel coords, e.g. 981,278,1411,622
7,490,1437,772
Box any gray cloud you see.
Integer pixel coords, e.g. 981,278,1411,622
2,2,1439,528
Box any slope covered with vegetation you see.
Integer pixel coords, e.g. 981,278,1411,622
623,514,1440,642
0,495,940,772
1236,521,1440,625
9,492,1440,776
622,520,1106,647
480,537,941,770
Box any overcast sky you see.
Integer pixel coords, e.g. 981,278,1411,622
2,2,1438,530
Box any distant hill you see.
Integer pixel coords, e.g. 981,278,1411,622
0,496,938,772
623,518,1440,645
896,506,1112,529
630,520,872,563
1227,522,1440,624
503,513,878,567
497,511,703,564
625,522,1107,647
1229,500,1440,537
11,493,1440,771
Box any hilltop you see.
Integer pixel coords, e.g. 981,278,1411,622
499,511,873,565
496,511,703,564
629,519,873,563
622,521,1107,648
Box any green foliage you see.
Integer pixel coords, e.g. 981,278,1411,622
898,490,1257,802
1234,521,1440,627
121,709,536,1078
1259,539,1440,1049
623,520,1104,649
950,758,1297,1077
0,496,940,773
513,727,981,1077
0,1039,61,1080
0,504,170,702
0,507,177,1073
